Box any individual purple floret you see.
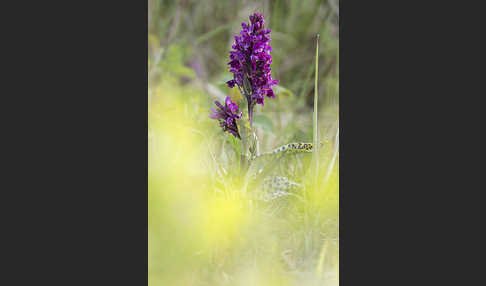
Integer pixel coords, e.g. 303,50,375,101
210,96,242,139
226,13,279,115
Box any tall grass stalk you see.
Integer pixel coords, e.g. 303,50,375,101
313,34,320,188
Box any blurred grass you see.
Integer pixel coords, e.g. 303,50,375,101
148,0,338,106
148,0,338,285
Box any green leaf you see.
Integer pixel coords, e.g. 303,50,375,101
228,133,241,157
253,114,275,134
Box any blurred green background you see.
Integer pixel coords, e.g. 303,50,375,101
149,0,339,285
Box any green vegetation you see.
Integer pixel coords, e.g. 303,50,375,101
149,1,339,285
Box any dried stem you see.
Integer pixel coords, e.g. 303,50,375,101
313,34,320,188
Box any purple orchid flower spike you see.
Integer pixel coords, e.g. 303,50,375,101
226,12,279,126
210,96,242,139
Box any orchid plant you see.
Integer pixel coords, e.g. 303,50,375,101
210,12,323,177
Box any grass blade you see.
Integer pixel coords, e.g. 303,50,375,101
313,34,320,188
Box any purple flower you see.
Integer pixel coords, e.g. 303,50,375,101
226,13,279,108
210,96,242,139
